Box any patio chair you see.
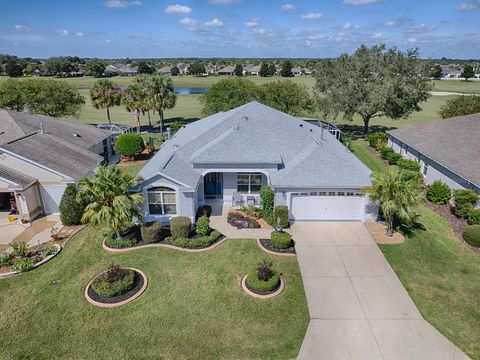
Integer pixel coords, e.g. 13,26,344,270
232,192,244,207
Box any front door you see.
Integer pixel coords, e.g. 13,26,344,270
204,173,223,198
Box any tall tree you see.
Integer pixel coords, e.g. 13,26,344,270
439,95,480,118
0,78,26,110
188,61,206,76
137,61,155,74
259,63,270,77
4,59,24,77
280,60,293,77
430,64,443,79
234,64,243,77
268,63,277,76
85,60,105,77
315,44,432,136
77,165,144,240
365,168,421,236
461,65,474,81
122,83,148,133
146,74,177,135
258,80,313,116
90,79,122,124
134,75,154,127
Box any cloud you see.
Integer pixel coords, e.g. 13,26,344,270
301,12,324,20
75,32,85,37
457,0,480,11
245,18,260,27
104,0,142,8
252,28,277,38
281,3,295,11
1,34,44,43
407,23,435,33
384,16,410,27
205,18,224,27
56,29,69,36
208,0,241,4
342,22,360,29
408,37,417,43
164,4,192,14
344,0,381,4
14,24,30,32
179,16,198,29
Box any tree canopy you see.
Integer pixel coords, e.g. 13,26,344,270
461,65,474,81
439,95,480,118
146,74,176,134
188,61,206,76
90,79,122,123
234,64,243,76
258,80,314,116
259,63,270,77
85,60,105,77
315,44,432,135
280,60,293,77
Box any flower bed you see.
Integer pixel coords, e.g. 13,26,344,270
242,260,284,298
227,211,260,229
259,238,296,255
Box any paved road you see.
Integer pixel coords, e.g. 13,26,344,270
290,222,469,360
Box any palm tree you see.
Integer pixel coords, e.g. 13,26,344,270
122,83,148,133
146,74,176,136
365,168,421,236
77,166,144,240
135,75,154,128
90,79,122,124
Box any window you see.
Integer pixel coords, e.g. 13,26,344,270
237,173,263,193
319,192,326,196
147,186,176,215
346,192,354,196
337,192,345,196
422,163,429,176
328,191,335,196
355,193,362,196
310,192,318,196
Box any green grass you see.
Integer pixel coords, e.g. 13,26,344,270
351,139,480,359
432,79,480,94
0,228,309,360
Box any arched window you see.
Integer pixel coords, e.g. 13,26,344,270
147,186,176,215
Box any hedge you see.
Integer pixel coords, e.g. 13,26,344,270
462,225,480,247
387,152,402,165
115,133,145,157
368,132,388,150
467,209,480,225
246,272,280,292
105,233,137,248
380,147,394,160
195,216,210,236
271,231,292,249
164,230,222,248
170,216,191,238
274,205,289,228
140,222,165,243
260,186,275,225
59,184,84,226
397,158,420,172
453,189,479,218
426,180,451,205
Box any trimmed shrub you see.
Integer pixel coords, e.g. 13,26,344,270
195,216,210,236
453,189,479,218
271,231,292,249
386,152,402,165
368,132,388,150
274,205,289,228
170,216,192,238
196,205,212,219
115,133,145,157
260,186,275,224
426,180,451,204
59,184,85,226
380,147,394,160
467,208,480,225
164,230,222,248
11,258,35,272
140,221,164,243
91,265,136,298
462,225,480,247
105,234,137,248
246,261,280,293
397,159,420,172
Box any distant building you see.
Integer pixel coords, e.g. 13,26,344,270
217,65,235,75
158,65,172,74
104,64,138,76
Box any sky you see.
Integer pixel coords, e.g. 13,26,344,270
1,0,480,59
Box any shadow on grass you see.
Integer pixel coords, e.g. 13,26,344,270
397,216,427,238
337,124,398,139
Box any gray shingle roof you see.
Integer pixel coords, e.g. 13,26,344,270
139,102,371,190
387,113,480,187
0,164,36,190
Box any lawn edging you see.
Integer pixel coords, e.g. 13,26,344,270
102,235,229,253
241,274,285,299
0,243,62,279
84,267,148,308
256,238,296,257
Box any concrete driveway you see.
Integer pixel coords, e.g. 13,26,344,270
290,222,469,360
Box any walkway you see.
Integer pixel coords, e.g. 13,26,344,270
290,222,469,360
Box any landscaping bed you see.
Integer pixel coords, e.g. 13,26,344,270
258,238,296,255
242,260,284,298
227,211,260,229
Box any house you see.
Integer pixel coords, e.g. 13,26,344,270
291,67,302,76
387,113,480,194
0,110,114,220
217,65,235,75
158,65,172,74
104,64,138,76
245,64,261,75
440,65,462,79
138,102,378,224
176,63,189,75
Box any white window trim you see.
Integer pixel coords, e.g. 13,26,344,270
147,187,177,215
237,173,263,194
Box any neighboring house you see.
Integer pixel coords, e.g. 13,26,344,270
104,64,138,76
138,102,377,224
0,110,114,220
291,67,302,76
440,65,462,79
244,64,261,75
176,63,189,75
217,65,235,75
158,65,172,74
387,113,480,194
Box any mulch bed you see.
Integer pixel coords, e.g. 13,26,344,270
245,278,281,296
425,202,469,240
259,239,296,254
87,271,144,305
365,222,405,245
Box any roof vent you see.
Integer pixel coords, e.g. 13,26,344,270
242,116,249,122
173,144,180,151
233,124,240,131
73,133,81,137
299,124,303,128
40,123,45,134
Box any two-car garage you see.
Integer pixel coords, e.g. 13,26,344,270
289,191,368,221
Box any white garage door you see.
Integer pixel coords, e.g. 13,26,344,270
291,193,364,221
40,184,67,214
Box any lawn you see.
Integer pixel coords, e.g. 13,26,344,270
351,139,480,359
432,79,480,94
0,227,309,360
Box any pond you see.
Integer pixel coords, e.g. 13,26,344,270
174,87,209,95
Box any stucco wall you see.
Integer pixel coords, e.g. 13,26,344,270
17,185,43,219
40,184,67,214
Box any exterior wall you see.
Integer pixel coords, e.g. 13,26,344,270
40,184,67,214
388,135,480,194
17,185,43,219
221,172,268,205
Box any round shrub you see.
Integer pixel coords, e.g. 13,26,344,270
105,233,137,248
271,231,292,249
140,221,164,243
454,189,479,218
246,272,280,293
426,180,451,205
59,184,85,226
462,225,480,247
115,133,145,157
11,258,35,272
195,216,210,236
467,208,480,225
91,265,136,298
274,205,289,228
397,159,420,172
380,147,394,160
368,132,388,150
387,152,402,165
170,216,191,238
